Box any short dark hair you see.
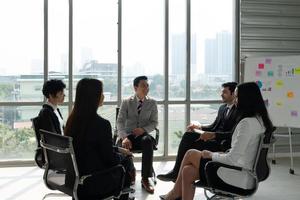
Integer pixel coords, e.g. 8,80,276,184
133,76,148,87
42,79,66,98
222,82,238,94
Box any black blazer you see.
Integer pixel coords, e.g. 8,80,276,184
201,104,238,143
73,115,121,175
38,104,63,135
66,115,122,198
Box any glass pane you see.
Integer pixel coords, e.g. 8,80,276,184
0,0,43,102
0,106,68,161
122,0,164,100
48,0,69,101
191,0,235,100
190,104,220,126
168,105,185,155
169,0,186,100
98,105,118,132
74,0,118,101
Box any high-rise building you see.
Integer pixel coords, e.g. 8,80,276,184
204,31,232,75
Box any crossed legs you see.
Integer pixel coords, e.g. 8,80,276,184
163,149,203,200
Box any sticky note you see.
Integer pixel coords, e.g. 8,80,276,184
256,70,262,77
287,91,294,99
258,63,264,69
291,111,298,117
295,67,300,75
256,80,263,89
265,58,272,64
275,80,284,88
276,101,283,107
267,71,274,77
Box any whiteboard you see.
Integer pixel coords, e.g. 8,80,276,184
244,55,300,128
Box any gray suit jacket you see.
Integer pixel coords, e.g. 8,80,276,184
117,95,158,138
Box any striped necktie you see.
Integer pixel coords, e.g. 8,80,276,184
137,100,143,114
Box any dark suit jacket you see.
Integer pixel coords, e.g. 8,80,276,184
38,104,63,135
201,104,238,143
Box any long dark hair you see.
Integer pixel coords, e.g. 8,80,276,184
236,82,273,132
65,78,103,138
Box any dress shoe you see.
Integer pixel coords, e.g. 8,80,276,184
141,178,154,194
157,171,177,182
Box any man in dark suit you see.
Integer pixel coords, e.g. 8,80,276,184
157,82,238,182
117,76,158,194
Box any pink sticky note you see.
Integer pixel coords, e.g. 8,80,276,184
291,111,298,117
265,58,272,64
256,70,262,77
258,63,264,69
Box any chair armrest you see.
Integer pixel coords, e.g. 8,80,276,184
205,161,243,172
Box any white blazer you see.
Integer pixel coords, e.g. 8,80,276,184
212,116,265,189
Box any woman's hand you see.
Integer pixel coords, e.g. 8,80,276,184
202,150,213,159
118,147,133,157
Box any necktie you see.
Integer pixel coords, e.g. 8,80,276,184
223,106,229,118
137,100,143,114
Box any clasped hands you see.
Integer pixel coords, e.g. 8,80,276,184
186,122,216,142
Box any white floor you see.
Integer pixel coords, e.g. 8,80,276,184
0,158,299,200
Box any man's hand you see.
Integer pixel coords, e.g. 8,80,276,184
122,138,132,150
202,150,213,159
186,123,201,132
132,128,144,136
200,132,216,141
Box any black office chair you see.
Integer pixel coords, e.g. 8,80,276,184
31,117,45,168
113,107,159,184
194,127,276,200
40,129,134,200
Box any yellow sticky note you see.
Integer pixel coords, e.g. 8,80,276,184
287,91,294,99
275,80,284,88
276,101,283,107
295,67,300,75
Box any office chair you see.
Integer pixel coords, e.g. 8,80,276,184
194,127,276,200
113,107,159,184
40,129,134,200
31,117,45,168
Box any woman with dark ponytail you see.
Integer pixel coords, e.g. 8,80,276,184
65,78,133,200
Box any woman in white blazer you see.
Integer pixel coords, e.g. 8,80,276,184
160,82,273,200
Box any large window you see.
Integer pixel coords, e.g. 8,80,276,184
0,0,236,162
191,0,234,100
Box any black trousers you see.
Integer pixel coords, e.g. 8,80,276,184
172,132,222,176
127,133,155,178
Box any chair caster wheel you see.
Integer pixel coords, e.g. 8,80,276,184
289,169,294,174
272,160,276,164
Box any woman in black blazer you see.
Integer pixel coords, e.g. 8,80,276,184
65,78,134,200
38,79,66,135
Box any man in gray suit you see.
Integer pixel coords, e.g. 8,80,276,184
117,76,158,194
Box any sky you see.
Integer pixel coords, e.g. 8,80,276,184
0,0,233,75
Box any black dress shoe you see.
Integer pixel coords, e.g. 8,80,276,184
157,171,177,182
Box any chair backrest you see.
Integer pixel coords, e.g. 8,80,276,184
40,129,80,198
31,117,41,147
254,127,276,182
